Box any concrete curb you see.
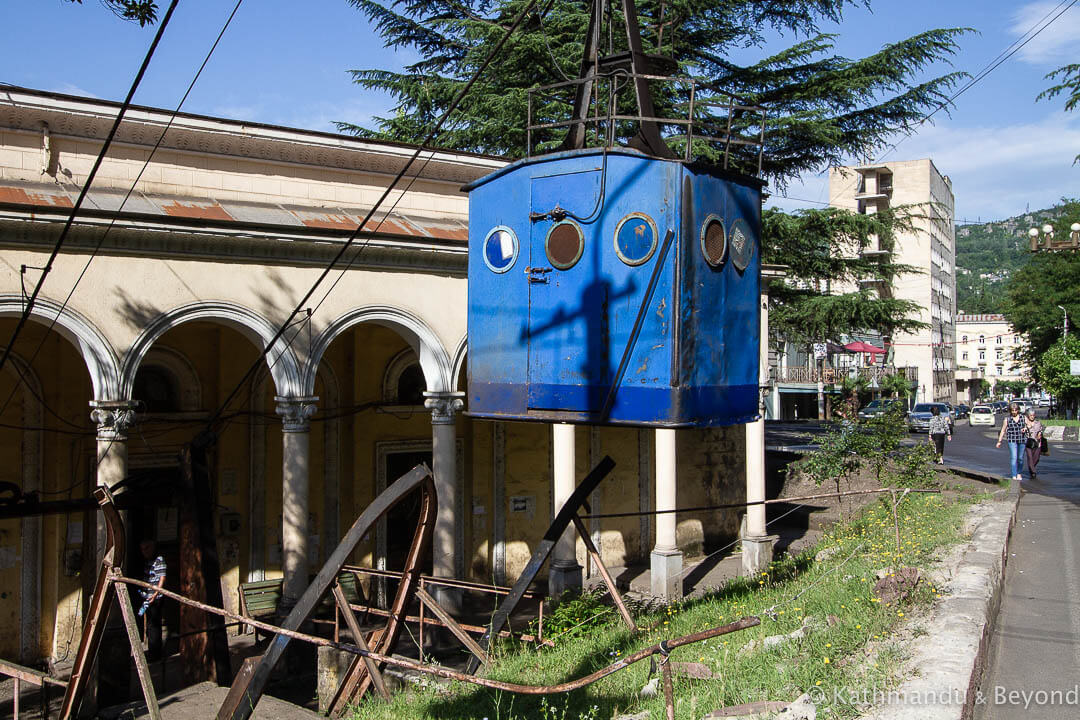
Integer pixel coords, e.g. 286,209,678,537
859,477,1019,720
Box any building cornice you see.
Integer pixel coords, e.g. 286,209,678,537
0,85,505,186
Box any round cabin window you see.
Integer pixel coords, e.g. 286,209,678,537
483,226,518,273
699,214,727,268
546,220,584,270
614,213,658,266
729,218,753,272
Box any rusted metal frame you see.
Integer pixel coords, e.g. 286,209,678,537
329,471,435,716
468,456,616,675
112,577,162,720
58,486,124,720
723,95,734,169
216,463,435,720
585,487,941,520
117,574,759,695
414,586,492,668
660,652,675,720
342,601,553,646
889,489,911,554
557,0,600,152
342,566,542,599
570,513,636,631
685,79,695,161
331,583,390,702
0,659,66,688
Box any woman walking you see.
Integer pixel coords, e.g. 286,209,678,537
1024,408,1044,481
995,402,1028,482
928,405,951,464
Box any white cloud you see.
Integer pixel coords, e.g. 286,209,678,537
1011,1,1080,66
49,84,98,99
768,110,1080,222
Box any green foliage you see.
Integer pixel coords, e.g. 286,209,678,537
763,205,927,345
880,372,912,400
996,379,1028,397
1039,64,1080,163
888,442,937,489
345,0,968,185
534,590,614,645
1036,335,1080,405
1001,199,1080,373
65,0,158,25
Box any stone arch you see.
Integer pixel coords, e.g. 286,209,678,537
451,335,467,392
0,295,120,400
304,306,452,397
121,301,303,400
381,348,425,405
135,346,202,412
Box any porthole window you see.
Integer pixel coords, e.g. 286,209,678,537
728,218,753,272
699,214,727,268
614,213,658,266
546,220,584,270
483,225,518,273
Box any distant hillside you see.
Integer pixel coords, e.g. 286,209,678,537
954,205,1064,314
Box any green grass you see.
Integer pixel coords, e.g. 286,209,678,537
350,493,977,720
1043,419,1080,427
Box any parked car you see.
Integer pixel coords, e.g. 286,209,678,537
969,405,996,426
955,403,970,419
906,402,954,433
857,398,900,420
1039,397,1051,407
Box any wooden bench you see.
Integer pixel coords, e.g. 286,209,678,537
238,578,283,641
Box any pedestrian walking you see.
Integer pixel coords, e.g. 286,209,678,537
995,402,1028,483
138,538,167,661
928,404,951,464
1023,408,1044,481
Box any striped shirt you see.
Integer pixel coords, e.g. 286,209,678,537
141,555,167,599
928,414,950,435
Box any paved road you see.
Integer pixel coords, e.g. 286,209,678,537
941,417,1080,719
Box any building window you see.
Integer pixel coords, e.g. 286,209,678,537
979,350,985,361
979,335,985,344
996,349,1003,360
961,335,967,343
996,335,1002,344
962,351,968,361
133,365,181,413
996,365,1004,376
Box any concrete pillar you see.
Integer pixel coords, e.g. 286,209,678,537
276,396,318,610
650,427,682,600
744,287,776,575
549,423,582,597
424,391,465,612
90,402,136,563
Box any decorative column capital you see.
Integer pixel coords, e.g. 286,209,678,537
275,396,319,433
423,391,465,425
89,401,138,441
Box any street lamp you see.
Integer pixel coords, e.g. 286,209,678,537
1059,305,1069,337
1029,222,1080,252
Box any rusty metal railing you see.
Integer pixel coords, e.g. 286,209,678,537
0,659,67,719
526,72,766,172
334,566,549,648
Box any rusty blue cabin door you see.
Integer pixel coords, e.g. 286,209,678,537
526,167,611,414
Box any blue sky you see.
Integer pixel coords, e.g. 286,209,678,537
3,0,1078,222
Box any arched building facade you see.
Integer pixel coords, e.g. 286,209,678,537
0,87,750,664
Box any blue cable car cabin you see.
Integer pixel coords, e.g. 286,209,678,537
465,146,762,427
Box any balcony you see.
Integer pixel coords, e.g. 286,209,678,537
771,365,918,385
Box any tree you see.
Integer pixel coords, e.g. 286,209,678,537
1002,199,1080,374
344,0,967,185
65,0,158,25
1039,64,1080,162
763,205,927,348
1037,335,1080,416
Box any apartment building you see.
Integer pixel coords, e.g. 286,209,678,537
954,313,1030,402
829,159,957,403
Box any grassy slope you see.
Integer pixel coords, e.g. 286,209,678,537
351,490,987,720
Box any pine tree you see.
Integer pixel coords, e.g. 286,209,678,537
343,0,967,186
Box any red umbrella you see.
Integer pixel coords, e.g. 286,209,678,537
844,341,885,354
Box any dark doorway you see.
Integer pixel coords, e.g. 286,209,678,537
381,450,433,603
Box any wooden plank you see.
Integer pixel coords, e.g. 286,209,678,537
414,587,491,668
571,514,636,631
331,583,390,702
0,658,66,688
114,581,162,720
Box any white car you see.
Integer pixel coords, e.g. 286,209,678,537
969,405,996,426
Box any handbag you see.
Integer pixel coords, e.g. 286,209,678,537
1041,437,1049,455
1025,437,1038,449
